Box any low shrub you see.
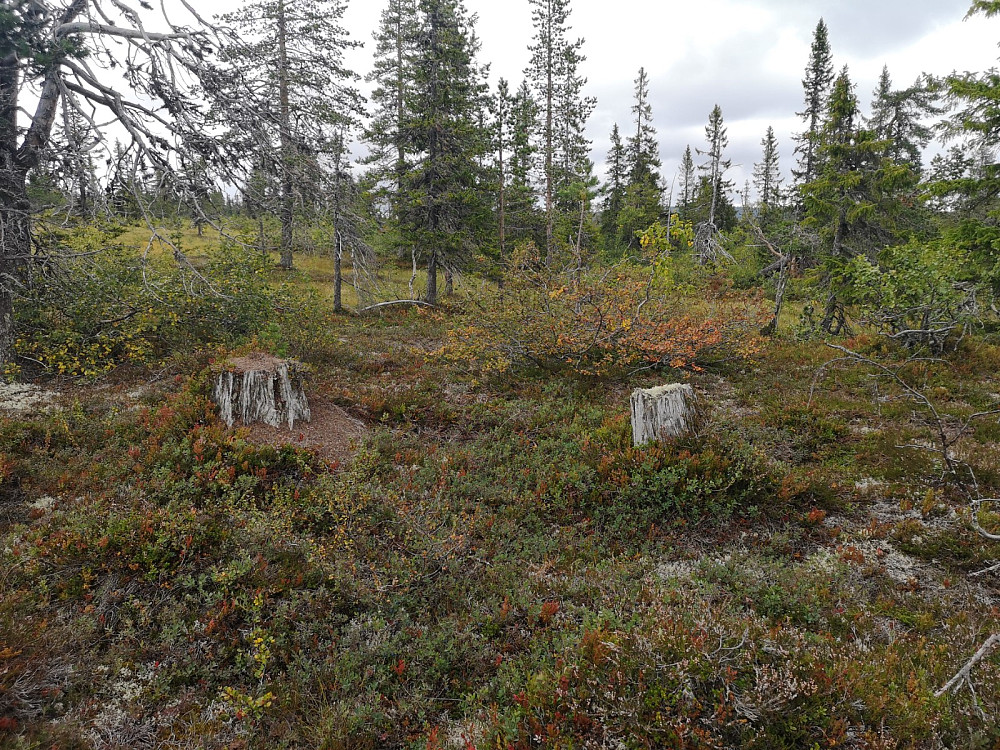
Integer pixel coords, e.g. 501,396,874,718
15,224,294,377
441,242,768,379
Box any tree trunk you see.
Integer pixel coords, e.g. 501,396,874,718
0,168,31,375
213,354,311,430
444,267,453,297
277,0,295,270
762,256,790,336
544,34,554,266
426,250,438,305
333,232,343,312
630,384,699,446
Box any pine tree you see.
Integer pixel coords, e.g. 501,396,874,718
526,0,594,263
365,0,419,225
793,18,834,185
753,126,783,213
220,0,362,270
400,0,490,304
677,145,696,220
600,124,627,246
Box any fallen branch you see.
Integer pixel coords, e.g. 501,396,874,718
935,634,1000,697
358,300,437,314
970,562,1000,577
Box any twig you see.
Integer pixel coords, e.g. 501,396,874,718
970,561,1000,577
934,634,1000,697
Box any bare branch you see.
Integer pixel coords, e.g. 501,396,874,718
935,634,1000,698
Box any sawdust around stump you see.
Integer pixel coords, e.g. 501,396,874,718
241,398,366,464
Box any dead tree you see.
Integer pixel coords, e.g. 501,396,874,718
0,0,239,374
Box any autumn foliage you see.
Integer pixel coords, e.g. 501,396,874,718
443,241,768,378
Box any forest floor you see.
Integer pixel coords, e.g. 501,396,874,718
2,248,1000,749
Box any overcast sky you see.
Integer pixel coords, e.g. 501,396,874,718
201,0,1000,191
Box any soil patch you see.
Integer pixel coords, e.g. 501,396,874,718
242,397,366,464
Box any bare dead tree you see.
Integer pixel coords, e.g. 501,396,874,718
0,0,242,373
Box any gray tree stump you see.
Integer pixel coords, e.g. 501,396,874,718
630,384,698,446
213,353,311,430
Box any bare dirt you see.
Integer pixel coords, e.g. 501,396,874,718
242,397,367,464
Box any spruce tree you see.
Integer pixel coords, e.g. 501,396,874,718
614,68,663,249
492,78,514,256
626,67,661,188
677,145,696,220
867,66,938,173
793,18,834,185
801,67,918,332
400,0,489,304
220,0,362,270
600,124,627,248
365,0,420,226
526,0,594,263
753,126,783,213
507,81,541,248
697,105,732,228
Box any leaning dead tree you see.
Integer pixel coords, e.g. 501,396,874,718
0,0,239,373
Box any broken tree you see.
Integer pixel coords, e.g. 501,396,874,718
630,384,699,446
213,353,311,430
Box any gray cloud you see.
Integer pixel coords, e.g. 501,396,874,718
755,0,972,56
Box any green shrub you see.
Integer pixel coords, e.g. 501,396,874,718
15,224,293,376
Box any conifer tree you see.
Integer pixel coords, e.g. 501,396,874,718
492,78,514,256
220,0,362,270
365,0,420,226
600,124,627,247
614,68,663,249
867,66,938,173
697,105,732,228
677,145,696,220
626,67,661,188
793,18,834,185
526,0,594,262
400,0,489,304
506,81,541,248
801,66,917,333
753,126,783,213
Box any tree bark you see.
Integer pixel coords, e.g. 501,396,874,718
333,232,343,312
631,384,699,446
213,354,311,430
277,0,295,270
426,250,438,305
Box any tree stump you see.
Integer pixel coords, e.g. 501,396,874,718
630,384,698,446
213,353,311,430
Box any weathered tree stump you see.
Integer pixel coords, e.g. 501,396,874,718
630,384,698,446
213,353,311,430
